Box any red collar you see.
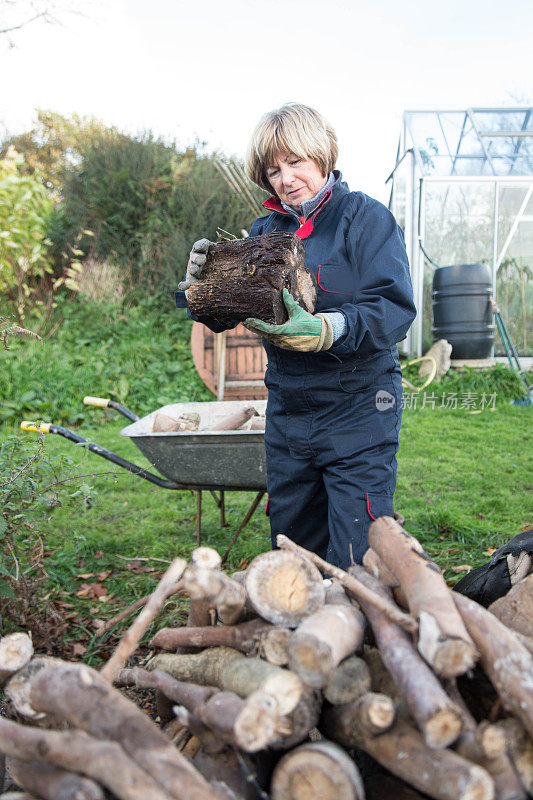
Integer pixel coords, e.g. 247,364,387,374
261,174,339,239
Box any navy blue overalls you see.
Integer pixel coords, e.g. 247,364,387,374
181,174,416,568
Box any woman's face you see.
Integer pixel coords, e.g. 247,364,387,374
265,154,327,209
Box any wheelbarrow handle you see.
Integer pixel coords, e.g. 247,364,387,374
83,396,139,422
20,421,180,489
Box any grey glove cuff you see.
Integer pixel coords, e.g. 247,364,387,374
322,311,347,342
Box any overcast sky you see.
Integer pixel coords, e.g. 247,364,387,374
2,0,532,203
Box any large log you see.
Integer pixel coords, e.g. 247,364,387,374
320,713,494,800
0,634,33,687
368,517,478,677
11,660,223,800
287,602,365,688
245,550,325,627
149,647,302,715
182,562,248,626
186,232,316,326
6,758,105,800
270,741,365,800
495,718,533,795
350,564,463,748
453,593,533,739
324,655,371,706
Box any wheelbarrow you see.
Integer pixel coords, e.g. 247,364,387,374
21,397,268,562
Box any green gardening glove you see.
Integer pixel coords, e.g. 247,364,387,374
245,289,334,352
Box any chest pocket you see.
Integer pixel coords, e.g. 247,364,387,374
314,264,354,310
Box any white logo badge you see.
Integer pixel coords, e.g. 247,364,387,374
375,390,395,411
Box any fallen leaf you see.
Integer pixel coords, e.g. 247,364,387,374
97,570,112,581
476,513,484,520
94,550,105,559
71,643,87,657
77,582,108,599
452,565,473,573
238,559,249,570
486,547,497,555
76,572,95,580
448,548,461,554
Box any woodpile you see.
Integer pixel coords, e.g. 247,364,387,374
151,407,266,434
1,516,532,800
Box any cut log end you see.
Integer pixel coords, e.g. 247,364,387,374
288,634,334,688
245,551,325,627
424,707,463,749
0,633,34,683
233,691,278,752
271,741,365,800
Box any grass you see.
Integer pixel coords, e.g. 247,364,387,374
1,296,532,663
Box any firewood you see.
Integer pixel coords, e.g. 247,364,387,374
453,593,533,739
210,407,258,431
0,717,173,800
324,655,372,706
321,692,395,740
287,602,365,688
368,516,478,677
488,575,533,638
268,688,322,750
363,547,409,608
186,232,316,326
192,748,258,800
182,563,247,625
100,556,187,682
15,660,222,800
350,564,464,748
248,416,266,430
494,718,533,794
276,534,418,633
259,627,291,666
7,757,105,800
149,647,302,715
0,794,38,800
245,550,326,627
0,633,33,687
320,713,495,800
364,773,429,800
151,618,272,653
362,645,399,699
152,412,199,433
270,740,365,800
5,656,61,722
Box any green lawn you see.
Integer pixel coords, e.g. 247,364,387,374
1,298,531,662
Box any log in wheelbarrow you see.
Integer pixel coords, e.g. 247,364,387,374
21,397,268,562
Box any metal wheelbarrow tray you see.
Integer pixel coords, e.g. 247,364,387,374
120,400,267,490
21,398,268,557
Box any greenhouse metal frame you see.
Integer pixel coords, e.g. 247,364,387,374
388,108,533,357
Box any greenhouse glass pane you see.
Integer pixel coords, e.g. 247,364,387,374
473,109,530,133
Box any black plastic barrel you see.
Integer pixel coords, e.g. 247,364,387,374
432,264,494,359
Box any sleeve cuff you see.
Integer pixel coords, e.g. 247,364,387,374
322,311,347,342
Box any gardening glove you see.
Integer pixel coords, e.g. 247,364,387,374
245,288,334,352
178,238,211,291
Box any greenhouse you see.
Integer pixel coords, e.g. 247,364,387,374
388,107,533,357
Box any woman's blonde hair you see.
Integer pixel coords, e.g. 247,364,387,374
245,103,338,193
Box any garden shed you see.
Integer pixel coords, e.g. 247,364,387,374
388,107,533,357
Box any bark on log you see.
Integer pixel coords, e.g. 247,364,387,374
152,412,199,433
324,655,371,706
320,713,495,800
192,748,259,800
363,547,410,609
7,758,105,800
276,535,418,633
186,232,316,325
350,564,464,748
5,656,62,722
268,688,322,751
151,618,272,654
368,516,478,677
0,717,172,800
0,634,33,687
488,575,533,638
100,557,187,682
149,647,302,715
287,603,365,688
453,593,533,739
270,740,365,800
18,661,222,800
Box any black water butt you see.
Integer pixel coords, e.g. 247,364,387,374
432,263,494,359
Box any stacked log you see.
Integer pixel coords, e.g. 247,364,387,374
2,519,532,800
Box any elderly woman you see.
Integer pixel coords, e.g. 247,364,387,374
180,103,416,568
